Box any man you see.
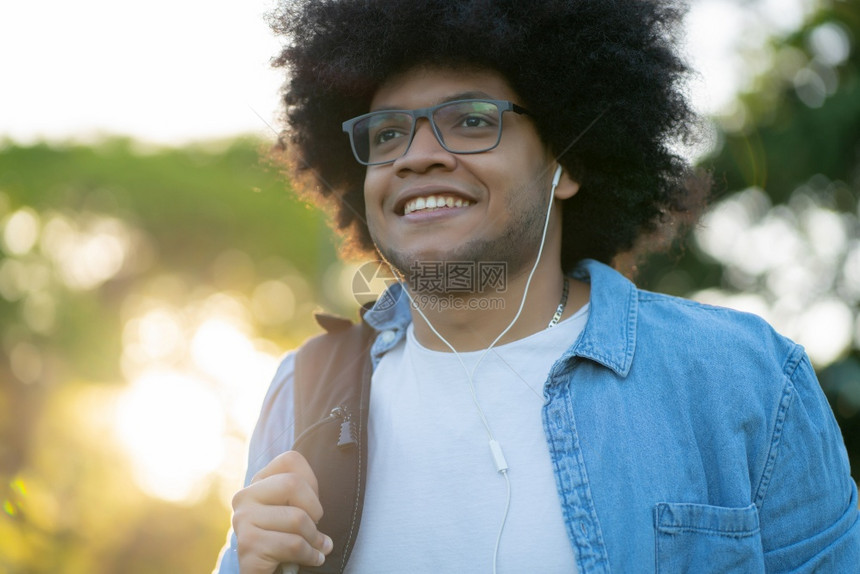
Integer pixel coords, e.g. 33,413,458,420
217,1,860,572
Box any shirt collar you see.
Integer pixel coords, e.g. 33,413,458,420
362,259,639,376
363,282,412,367
568,259,638,377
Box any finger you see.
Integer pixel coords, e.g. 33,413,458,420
252,450,319,495
233,473,325,524
236,528,328,573
233,506,334,573
243,503,331,552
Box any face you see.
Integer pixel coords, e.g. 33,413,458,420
362,67,576,288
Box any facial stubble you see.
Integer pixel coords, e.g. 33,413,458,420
371,175,553,295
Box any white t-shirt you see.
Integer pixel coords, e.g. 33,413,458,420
344,305,589,574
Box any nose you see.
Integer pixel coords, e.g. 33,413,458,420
393,118,456,173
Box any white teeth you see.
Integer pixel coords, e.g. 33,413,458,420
404,194,472,215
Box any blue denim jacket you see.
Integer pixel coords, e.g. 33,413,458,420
216,259,859,573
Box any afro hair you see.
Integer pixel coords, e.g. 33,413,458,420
269,0,708,271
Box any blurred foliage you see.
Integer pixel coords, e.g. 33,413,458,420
640,0,860,480
2,1,860,572
0,137,341,573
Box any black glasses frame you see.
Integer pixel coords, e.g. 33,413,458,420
341,99,530,166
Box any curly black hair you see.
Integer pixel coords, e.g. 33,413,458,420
269,0,707,272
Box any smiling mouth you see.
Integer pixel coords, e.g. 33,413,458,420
403,194,474,215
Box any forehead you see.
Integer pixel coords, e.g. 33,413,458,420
370,66,521,111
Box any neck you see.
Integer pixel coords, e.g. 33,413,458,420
407,258,589,352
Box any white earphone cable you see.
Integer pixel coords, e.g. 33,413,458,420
397,164,563,574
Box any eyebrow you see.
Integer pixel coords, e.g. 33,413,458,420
370,91,495,112
443,91,494,102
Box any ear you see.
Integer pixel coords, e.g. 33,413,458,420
554,169,580,200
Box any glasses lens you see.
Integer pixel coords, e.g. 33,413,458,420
352,112,414,164
432,101,502,153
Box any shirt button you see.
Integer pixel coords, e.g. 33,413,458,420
379,330,396,344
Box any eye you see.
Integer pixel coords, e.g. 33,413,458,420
374,128,407,145
459,114,493,129
366,112,412,147
437,102,500,132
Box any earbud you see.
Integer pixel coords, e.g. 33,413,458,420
551,164,563,191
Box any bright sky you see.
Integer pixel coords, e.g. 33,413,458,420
1,0,283,144
0,0,813,146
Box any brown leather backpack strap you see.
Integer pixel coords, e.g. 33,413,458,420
293,313,375,574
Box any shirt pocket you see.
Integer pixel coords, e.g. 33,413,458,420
654,502,765,574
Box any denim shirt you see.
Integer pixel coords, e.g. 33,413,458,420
215,259,860,573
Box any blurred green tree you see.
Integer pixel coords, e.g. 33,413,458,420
639,0,860,478
0,137,342,573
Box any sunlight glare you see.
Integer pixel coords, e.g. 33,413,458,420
115,370,225,504
114,292,283,504
190,317,279,434
191,319,255,386
130,308,187,362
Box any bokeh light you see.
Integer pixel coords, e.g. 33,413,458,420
2,207,40,255
115,371,225,503
694,178,860,367
113,284,283,505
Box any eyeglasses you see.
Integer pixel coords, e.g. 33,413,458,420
342,99,530,166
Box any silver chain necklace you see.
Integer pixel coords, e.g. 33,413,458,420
547,278,569,328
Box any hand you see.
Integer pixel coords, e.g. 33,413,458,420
232,450,333,574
